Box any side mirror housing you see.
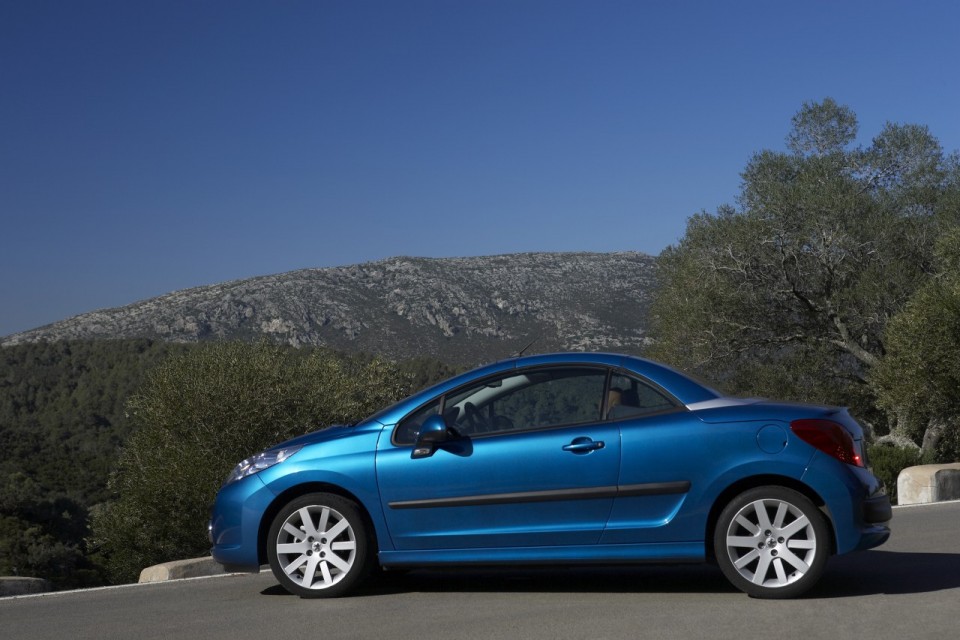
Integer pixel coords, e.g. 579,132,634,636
412,415,449,458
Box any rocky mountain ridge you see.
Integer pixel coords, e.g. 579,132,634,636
2,252,657,364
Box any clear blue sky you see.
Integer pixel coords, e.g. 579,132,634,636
3,0,960,337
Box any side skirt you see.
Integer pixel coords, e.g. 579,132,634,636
379,542,705,567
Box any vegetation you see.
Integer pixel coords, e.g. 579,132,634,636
0,340,453,586
88,342,425,583
871,228,960,462
866,444,922,505
650,98,960,456
0,339,188,586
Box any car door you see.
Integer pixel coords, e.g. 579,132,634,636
598,371,704,544
376,366,621,550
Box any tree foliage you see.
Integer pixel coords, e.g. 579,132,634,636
0,470,97,586
1,339,454,586
786,97,858,157
0,339,188,504
89,342,416,583
871,228,960,460
0,339,187,586
650,99,960,433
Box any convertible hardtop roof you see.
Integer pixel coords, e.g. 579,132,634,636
484,352,722,407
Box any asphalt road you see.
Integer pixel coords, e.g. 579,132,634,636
3,502,959,640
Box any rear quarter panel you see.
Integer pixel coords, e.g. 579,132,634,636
602,410,818,545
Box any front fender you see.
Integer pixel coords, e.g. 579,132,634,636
255,428,394,554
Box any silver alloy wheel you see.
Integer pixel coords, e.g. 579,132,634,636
724,497,818,589
274,505,358,590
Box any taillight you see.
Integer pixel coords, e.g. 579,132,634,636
790,419,864,467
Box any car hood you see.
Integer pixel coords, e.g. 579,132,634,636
267,424,353,451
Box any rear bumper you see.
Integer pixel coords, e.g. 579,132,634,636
851,523,890,551
802,453,892,554
863,495,892,524
850,494,892,550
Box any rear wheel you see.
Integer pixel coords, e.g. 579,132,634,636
714,486,830,599
267,493,373,598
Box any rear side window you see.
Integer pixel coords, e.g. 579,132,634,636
606,372,677,420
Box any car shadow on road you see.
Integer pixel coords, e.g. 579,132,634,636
260,550,960,599
262,564,737,597
814,549,960,598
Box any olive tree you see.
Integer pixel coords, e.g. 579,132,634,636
650,98,960,439
90,342,412,583
871,228,960,461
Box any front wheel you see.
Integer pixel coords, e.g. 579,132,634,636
266,493,373,598
714,486,830,599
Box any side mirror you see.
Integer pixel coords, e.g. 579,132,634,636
412,415,449,459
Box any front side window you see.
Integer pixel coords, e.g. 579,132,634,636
394,367,609,445
446,367,607,437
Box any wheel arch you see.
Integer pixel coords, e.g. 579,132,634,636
703,475,836,562
257,482,380,567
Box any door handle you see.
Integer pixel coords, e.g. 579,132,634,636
562,438,605,453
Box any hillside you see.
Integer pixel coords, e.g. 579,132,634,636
2,252,657,364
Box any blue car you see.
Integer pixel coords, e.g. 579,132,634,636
209,353,891,599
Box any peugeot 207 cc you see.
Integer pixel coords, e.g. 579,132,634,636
209,352,891,599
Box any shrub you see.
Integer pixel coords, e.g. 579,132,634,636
867,444,922,505
89,342,412,583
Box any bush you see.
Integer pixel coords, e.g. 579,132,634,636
89,342,413,583
867,444,922,505
935,424,960,465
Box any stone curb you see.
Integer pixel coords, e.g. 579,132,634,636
897,463,960,505
0,577,52,597
138,556,231,583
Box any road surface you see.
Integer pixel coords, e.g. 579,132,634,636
2,502,958,640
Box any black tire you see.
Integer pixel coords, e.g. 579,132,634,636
266,492,373,598
714,486,830,599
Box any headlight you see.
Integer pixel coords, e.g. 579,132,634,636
224,445,303,486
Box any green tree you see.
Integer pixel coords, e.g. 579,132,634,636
0,339,184,587
650,99,960,435
871,228,960,461
89,342,413,583
0,469,98,587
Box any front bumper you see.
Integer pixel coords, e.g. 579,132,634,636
209,473,276,571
